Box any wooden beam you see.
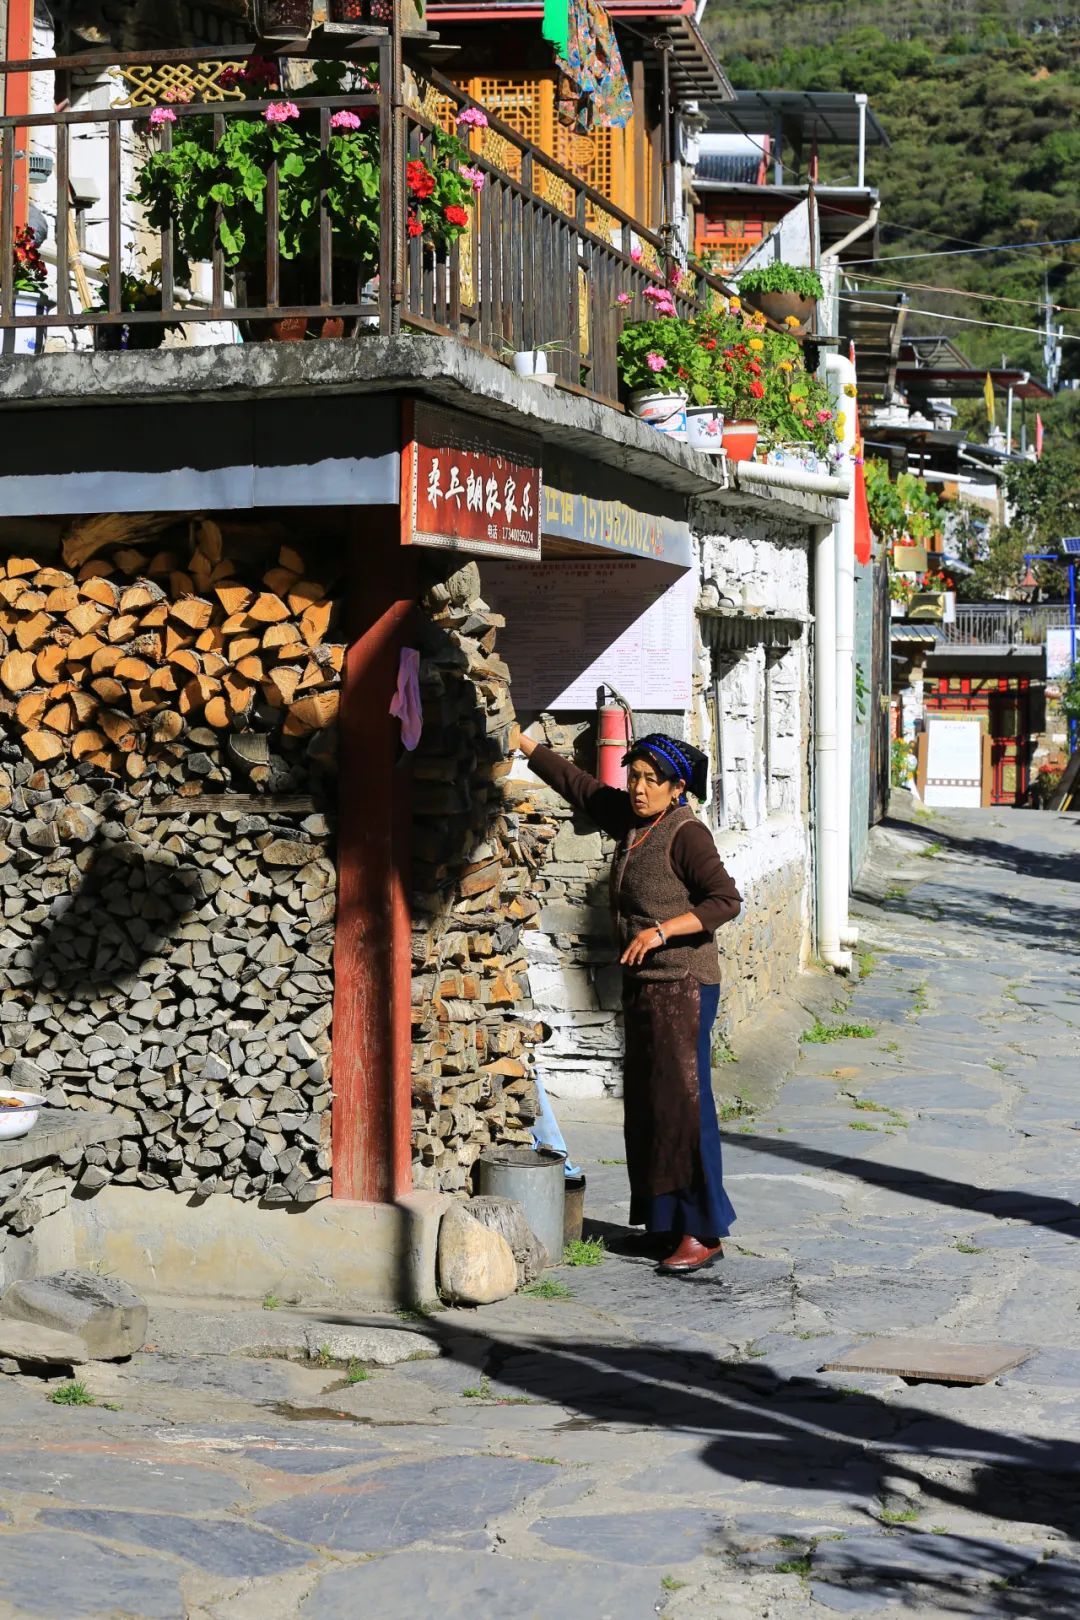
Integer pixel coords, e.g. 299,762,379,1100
331,508,416,1203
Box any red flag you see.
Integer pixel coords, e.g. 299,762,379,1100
1035,413,1044,459
854,448,872,566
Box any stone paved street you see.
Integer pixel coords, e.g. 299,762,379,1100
1,803,1079,1619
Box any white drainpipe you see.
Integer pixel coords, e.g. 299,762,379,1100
825,351,859,952
813,512,850,974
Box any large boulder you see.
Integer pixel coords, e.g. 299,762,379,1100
437,1204,517,1306
0,1320,87,1368
466,1195,547,1285
0,1270,147,1361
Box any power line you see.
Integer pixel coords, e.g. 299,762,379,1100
838,293,1079,343
844,235,1080,266
850,268,1080,316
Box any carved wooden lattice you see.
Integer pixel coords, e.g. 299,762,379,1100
113,61,246,106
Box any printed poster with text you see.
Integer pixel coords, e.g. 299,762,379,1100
484,559,694,711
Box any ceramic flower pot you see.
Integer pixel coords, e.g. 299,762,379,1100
686,406,724,454
2,292,47,356
746,289,816,334
512,349,549,377
722,419,759,463
629,389,688,438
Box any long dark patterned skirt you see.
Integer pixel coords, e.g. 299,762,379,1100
623,977,737,1242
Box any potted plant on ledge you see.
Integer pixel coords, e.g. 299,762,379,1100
737,263,824,336
617,315,692,437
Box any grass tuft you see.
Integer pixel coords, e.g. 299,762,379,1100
660,1575,688,1592
261,1292,281,1311
49,1381,94,1406
345,1361,369,1384
563,1236,605,1267
522,1278,572,1300
879,1505,920,1525
462,1376,492,1400
803,1018,877,1044
953,1239,985,1255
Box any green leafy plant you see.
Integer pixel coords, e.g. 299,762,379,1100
854,661,869,724
890,738,916,788
345,1361,369,1383
738,262,824,300
130,57,474,294
616,315,696,396
262,1292,281,1310
462,1377,492,1399
49,1381,95,1406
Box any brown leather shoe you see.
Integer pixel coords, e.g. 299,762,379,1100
658,1235,724,1274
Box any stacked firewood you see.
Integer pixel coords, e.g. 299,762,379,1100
0,517,342,1206
0,518,342,789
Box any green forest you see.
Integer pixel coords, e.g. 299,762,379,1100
704,0,1080,392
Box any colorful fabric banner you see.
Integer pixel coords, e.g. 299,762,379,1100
983,371,995,429
1035,412,1044,460
556,0,633,133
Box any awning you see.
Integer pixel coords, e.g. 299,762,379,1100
705,89,889,148
838,288,907,403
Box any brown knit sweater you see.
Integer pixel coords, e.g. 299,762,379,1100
527,745,742,982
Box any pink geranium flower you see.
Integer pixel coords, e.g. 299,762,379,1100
646,352,667,372
264,101,300,123
459,164,486,192
630,243,643,263
149,107,176,125
330,110,362,130
616,292,632,306
457,107,489,128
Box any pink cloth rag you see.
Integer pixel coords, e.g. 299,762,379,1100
389,646,423,751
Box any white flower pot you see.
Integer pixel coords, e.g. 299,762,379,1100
513,349,549,377
2,292,47,356
686,406,724,453
629,388,688,438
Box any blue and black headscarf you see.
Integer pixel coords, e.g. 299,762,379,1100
623,733,709,803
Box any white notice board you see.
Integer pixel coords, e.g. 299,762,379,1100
484,559,694,711
924,718,983,808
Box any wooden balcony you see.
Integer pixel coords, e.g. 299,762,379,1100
0,37,732,413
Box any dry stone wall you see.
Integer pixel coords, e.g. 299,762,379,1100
0,519,342,1205
409,558,541,1193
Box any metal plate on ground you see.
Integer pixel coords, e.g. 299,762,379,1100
821,1337,1033,1385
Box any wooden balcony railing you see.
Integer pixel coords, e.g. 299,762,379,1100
0,35,734,412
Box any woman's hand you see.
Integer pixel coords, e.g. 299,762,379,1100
509,724,537,759
621,927,665,967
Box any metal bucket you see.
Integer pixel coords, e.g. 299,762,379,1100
476,1146,565,1265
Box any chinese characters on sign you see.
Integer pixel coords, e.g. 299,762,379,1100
403,401,542,560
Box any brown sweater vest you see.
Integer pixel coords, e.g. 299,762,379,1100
610,804,721,985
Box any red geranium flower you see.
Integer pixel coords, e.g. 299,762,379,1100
406,160,436,199
702,338,717,350
443,204,470,227
749,380,765,399
407,213,424,238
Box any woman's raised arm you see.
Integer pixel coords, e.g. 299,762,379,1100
511,726,633,841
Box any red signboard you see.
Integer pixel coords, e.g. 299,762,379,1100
402,400,542,561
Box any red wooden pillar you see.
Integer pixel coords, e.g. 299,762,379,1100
4,0,34,232
331,509,416,1203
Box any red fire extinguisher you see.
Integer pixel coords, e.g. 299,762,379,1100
597,685,634,788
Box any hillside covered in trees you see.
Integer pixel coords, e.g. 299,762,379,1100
705,0,1080,389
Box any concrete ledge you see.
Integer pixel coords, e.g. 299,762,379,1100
0,335,730,501
0,1110,126,1174
70,1184,451,1309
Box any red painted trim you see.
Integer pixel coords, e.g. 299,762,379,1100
331,504,417,1204
4,0,34,230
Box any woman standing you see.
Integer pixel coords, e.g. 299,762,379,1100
513,727,741,1275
